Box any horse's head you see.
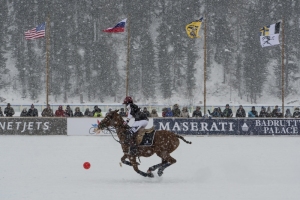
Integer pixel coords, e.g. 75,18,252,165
98,109,122,130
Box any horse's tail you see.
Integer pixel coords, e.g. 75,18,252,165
176,134,192,144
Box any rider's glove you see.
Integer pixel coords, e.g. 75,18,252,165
123,119,129,126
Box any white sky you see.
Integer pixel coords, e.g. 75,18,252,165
0,136,299,200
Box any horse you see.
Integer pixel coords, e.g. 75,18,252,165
97,110,192,178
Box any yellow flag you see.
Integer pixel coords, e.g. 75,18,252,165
186,18,203,38
260,22,280,36
260,26,270,36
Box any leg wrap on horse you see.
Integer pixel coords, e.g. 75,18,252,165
158,163,171,177
122,160,133,166
148,163,162,172
138,170,154,178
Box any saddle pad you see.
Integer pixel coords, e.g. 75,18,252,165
138,130,156,146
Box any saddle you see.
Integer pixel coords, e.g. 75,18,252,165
136,126,156,146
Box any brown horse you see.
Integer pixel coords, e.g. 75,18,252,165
97,110,192,178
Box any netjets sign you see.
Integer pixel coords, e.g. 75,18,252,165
153,118,300,135
0,118,67,135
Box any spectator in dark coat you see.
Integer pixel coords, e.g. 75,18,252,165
172,104,181,117
248,106,258,117
55,106,65,117
84,108,93,117
92,105,99,116
27,104,38,117
20,108,27,117
293,107,300,118
222,104,233,117
208,107,222,117
259,106,268,117
271,105,279,117
150,109,159,117
105,108,113,116
4,103,15,117
64,105,73,117
274,108,283,118
119,108,127,117
73,107,84,117
285,109,292,118
162,108,167,117
93,108,102,117
42,104,54,117
236,105,246,117
143,107,151,117
165,108,173,117
0,107,3,117
192,106,202,118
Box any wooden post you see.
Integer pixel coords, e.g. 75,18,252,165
281,18,285,117
125,16,130,96
203,15,207,115
46,16,50,105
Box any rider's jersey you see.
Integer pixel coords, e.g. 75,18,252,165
127,103,148,121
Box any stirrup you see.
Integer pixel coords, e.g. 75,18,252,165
125,128,135,137
129,146,138,156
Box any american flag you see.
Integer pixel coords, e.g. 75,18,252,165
25,23,46,40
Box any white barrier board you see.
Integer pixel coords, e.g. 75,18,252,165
67,118,153,136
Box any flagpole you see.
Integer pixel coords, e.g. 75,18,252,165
203,15,207,115
46,16,50,105
281,18,285,117
125,16,130,97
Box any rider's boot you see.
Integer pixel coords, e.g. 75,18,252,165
126,128,138,156
129,143,138,156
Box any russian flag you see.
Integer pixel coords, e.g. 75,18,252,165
103,18,127,33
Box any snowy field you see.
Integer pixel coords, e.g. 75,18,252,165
0,135,300,200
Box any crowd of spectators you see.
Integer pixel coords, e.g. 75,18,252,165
160,104,300,118
0,103,299,118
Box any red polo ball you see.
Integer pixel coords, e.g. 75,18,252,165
83,162,91,169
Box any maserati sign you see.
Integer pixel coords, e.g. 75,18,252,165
153,118,300,135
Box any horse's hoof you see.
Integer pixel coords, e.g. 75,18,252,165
148,172,154,178
157,170,163,177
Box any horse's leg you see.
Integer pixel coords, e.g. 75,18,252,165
147,158,166,174
121,154,140,166
121,154,132,166
147,163,162,173
130,156,154,178
157,154,177,177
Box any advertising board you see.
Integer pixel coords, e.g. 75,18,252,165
0,118,67,135
153,118,300,135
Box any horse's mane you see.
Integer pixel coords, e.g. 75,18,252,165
106,109,126,127
112,109,122,120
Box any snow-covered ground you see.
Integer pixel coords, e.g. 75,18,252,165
0,135,300,200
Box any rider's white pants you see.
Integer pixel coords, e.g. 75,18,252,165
131,120,148,132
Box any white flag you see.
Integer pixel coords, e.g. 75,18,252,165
260,34,280,47
260,22,281,47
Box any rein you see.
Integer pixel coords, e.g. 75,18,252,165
106,127,121,144
101,113,128,145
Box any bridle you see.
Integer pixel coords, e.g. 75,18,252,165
99,111,128,144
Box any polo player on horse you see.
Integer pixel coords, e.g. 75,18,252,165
122,96,149,156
